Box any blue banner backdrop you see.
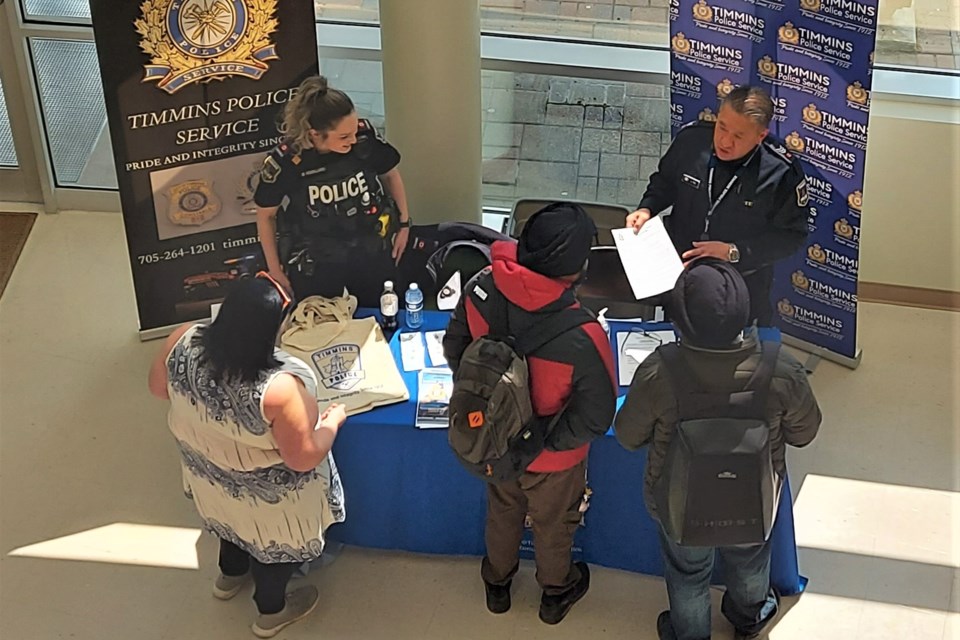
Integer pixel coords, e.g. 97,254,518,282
669,0,878,360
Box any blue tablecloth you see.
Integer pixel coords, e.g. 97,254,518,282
328,311,805,595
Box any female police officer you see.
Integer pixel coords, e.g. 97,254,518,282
254,76,411,307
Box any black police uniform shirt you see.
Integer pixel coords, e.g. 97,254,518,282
253,119,401,244
638,120,810,272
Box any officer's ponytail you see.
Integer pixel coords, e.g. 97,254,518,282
282,75,355,152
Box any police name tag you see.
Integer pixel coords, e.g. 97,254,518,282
682,174,702,189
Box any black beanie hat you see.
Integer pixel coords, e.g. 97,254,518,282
517,202,597,278
667,259,751,348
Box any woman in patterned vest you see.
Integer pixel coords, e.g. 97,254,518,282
148,274,348,638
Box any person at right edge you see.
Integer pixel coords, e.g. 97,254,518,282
626,85,810,325
614,260,821,640
443,203,617,625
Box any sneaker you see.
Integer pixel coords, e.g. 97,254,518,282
733,588,782,640
656,611,674,640
251,585,320,638
538,562,590,625
212,572,250,600
484,579,511,614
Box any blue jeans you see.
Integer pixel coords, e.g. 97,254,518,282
657,527,779,640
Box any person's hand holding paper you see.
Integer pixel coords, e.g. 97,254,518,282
612,216,684,300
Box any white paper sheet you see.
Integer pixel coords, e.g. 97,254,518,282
399,332,426,372
616,330,676,386
612,218,684,300
424,330,448,368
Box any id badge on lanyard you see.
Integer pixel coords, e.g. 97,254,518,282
702,147,758,240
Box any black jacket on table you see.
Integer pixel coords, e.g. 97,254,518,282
639,120,810,272
443,241,617,473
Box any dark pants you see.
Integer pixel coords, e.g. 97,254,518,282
656,527,779,640
481,460,586,596
289,247,400,309
218,539,299,615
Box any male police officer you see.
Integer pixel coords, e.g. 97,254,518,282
626,85,809,325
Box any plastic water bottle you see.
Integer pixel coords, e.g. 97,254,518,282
380,281,399,331
405,282,424,329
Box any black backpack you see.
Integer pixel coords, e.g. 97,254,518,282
448,290,593,483
654,341,782,546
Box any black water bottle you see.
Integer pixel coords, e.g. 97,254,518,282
380,280,399,331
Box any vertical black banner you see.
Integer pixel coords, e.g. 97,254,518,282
90,0,318,333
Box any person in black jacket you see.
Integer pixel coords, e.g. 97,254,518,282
615,260,821,640
626,85,809,325
443,203,617,625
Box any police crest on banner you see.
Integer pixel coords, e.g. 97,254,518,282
135,0,280,94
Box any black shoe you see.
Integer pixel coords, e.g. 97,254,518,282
484,580,511,614
656,611,674,640
733,588,781,640
538,562,590,625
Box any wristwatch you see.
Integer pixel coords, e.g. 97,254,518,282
398,217,412,228
728,243,741,263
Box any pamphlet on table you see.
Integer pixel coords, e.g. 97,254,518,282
617,330,676,386
416,368,453,429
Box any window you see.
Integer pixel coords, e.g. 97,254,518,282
481,70,670,209
29,38,115,188
0,76,19,167
480,0,669,48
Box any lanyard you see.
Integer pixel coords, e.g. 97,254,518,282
702,147,759,240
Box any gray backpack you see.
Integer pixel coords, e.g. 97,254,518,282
448,294,592,483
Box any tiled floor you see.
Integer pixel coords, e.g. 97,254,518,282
0,208,957,639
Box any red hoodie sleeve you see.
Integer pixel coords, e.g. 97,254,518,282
543,322,617,451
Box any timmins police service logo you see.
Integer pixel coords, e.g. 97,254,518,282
801,0,822,10
671,32,693,55
758,56,778,79
716,78,735,99
136,0,280,94
778,22,801,45
313,344,365,391
802,103,823,127
785,131,805,153
791,270,810,291
693,0,714,21
848,190,863,214
699,107,718,122
777,298,796,318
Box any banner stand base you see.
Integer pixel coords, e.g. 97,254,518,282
782,334,862,371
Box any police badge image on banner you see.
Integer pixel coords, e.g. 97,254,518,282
668,0,877,362
90,0,318,334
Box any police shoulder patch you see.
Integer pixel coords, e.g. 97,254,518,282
796,179,810,207
357,118,387,145
764,139,793,163
260,155,282,184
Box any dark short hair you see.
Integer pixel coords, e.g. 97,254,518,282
195,278,288,382
722,85,774,128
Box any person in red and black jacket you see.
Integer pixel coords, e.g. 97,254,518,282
443,202,617,625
